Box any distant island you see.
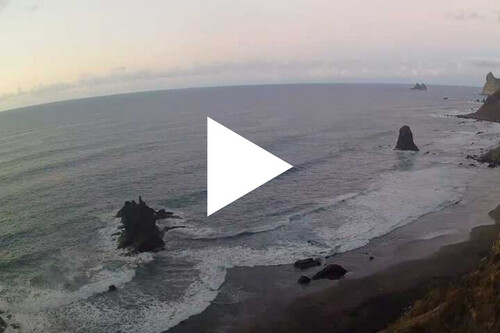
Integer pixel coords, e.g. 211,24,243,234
410,83,427,91
481,72,500,96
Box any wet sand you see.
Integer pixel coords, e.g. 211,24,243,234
169,168,500,333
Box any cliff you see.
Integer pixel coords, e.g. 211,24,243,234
460,90,500,122
382,206,500,333
481,72,500,96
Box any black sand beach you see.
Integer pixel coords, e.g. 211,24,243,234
168,167,500,332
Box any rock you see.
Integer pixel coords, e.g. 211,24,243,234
477,146,500,167
443,97,448,100
369,256,374,261
459,90,500,123
108,285,117,292
156,209,174,219
481,72,500,96
395,126,419,151
10,323,20,330
311,264,347,281
298,275,311,284
115,197,166,253
410,83,427,91
294,258,321,270
0,317,6,333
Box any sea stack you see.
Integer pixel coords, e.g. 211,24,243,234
481,72,500,96
115,197,169,253
395,125,419,151
410,83,427,91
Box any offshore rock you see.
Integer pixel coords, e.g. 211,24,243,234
115,197,168,253
395,126,419,151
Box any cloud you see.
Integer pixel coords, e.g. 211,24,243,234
445,11,484,21
465,57,500,69
28,4,41,13
0,0,8,11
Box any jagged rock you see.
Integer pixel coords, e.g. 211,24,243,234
395,126,419,151
0,316,6,333
156,209,174,219
477,146,500,167
410,83,427,91
298,276,311,284
311,264,347,280
115,197,167,253
481,72,500,96
108,285,117,292
294,258,321,270
459,90,500,123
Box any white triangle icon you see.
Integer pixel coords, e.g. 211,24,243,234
207,117,293,216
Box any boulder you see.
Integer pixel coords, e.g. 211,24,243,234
477,146,500,167
298,276,311,284
395,126,419,151
311,264,348,281
108,285,117,292
294,258,321,270
115,197,167,253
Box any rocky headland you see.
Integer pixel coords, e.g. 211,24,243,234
481,72,500,96
460,89,500,123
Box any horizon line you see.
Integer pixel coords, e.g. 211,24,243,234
0,81,483,114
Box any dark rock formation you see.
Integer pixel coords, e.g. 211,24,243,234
298,275,311,284
0,316,6,333
311,264,347,281
476,146,500,167
459,90,500,123
108,285,117,292
481,72,500,96
395,126,419,151
294,258,321,270
115,197,173,253
410,83,427,91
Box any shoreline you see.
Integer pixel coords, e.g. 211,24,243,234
168,166,500,332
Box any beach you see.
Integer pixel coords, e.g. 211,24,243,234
169,166,500,333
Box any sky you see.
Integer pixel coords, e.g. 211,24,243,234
1,0,500,111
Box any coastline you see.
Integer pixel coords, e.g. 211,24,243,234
168,165,500,332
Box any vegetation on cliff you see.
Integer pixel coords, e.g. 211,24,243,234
382,206,500,333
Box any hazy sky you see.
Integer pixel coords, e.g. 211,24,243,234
1,0,500,110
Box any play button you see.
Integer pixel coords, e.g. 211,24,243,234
207,117,293,216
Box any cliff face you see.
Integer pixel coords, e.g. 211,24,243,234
382,206,500,333
461,90,500,122
481,72,500,96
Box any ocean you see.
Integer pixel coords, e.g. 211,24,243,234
0,84,498,332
